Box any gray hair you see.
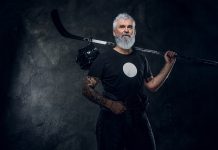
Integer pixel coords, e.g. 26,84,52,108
113,13,136,30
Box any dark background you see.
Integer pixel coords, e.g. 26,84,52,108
0,0,218,150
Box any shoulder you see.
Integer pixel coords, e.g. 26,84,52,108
134,50,149,62
91,46,113,65
96,47,114,59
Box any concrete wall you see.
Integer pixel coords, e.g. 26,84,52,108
1,0,218,150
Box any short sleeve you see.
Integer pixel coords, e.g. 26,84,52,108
88,53,105,79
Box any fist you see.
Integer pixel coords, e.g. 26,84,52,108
109,101,126,114
164,50,177,64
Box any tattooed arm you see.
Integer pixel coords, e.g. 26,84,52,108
82,76,126,114
82,76,110,107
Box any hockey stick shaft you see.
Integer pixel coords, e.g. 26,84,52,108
51,9,218,67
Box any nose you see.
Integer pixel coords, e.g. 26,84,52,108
124,27,129,33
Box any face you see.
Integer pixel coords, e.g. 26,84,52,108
113,19,136,49
113,19,136,38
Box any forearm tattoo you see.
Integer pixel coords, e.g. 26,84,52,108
82,76,107,106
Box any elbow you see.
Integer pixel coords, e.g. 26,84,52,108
147,85,160,92
148,87,158,92
144,79,161,92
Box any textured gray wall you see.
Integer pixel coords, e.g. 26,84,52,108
1,0,218,150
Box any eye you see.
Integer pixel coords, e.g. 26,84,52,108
127,25,133,29
119,25,125,28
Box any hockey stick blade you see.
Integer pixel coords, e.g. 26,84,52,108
51,9,85,41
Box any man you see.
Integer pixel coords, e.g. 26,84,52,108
82,13,176,150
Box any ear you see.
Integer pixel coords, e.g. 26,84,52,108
113,30,116,37
134,29,136,36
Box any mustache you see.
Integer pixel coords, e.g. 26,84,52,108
122,34,131,37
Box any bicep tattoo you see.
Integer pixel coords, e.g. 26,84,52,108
82,76,107,106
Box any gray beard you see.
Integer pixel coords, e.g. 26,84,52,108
115,35,135,50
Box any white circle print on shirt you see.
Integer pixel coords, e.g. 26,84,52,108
122,62,138,78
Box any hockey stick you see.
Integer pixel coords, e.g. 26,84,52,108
51,9,115,46
51,9,164,56
51,9,218,67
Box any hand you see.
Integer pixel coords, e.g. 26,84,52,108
164,50,177,64
109,101,127,114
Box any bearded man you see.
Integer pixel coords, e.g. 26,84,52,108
82,13,176,150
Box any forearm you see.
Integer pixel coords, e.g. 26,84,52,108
146,62,175,91
82,76,112,108
82,86,113,108
155,62,174,85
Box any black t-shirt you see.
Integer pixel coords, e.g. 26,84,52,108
88,47,152,109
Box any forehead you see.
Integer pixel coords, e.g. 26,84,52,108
116,19,134,26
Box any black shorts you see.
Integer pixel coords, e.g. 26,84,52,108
96,109,156,150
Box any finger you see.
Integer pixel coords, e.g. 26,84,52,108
170,53,175,57
123,108,127,113
166,52,173,58
171,52,177,58
117,101,124,105
168,51,176,58
165,50,172,57
119,107,126,113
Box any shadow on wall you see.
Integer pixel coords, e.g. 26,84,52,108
0,6,25,150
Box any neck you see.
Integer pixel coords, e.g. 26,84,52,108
113,46,133,55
